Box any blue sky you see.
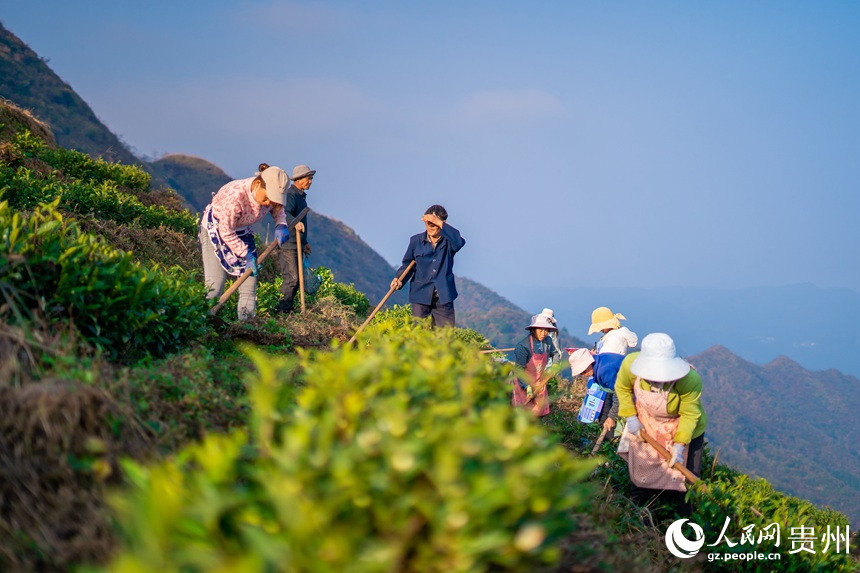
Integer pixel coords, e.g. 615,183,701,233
4,1,860,304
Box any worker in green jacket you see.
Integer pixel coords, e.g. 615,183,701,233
615,332,707,516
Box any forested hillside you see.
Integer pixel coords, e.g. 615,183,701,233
691,345,860,524
148,153,232,212
457,277,588,350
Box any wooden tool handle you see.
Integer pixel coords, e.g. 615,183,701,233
638,431,700,484
347,260,415,344
591,427,610,455
296,229,306,314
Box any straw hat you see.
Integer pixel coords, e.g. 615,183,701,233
526,314,557,331
588,306,627,335
630,333,691,382
568,348,595,376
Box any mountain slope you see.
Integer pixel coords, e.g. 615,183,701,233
457,277,588,350
149,153,232,212
0,22,139,166
691,345,860,524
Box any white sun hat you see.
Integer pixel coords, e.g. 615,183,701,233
526,314,557,331
630,333,691,382
568,348,595,376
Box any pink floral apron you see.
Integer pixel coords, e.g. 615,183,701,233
618,377,687,491
511,337,550,417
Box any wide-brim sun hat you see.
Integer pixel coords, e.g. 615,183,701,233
588,306,626,335
260,166,289,205
292,164,316,180
630,333,691,382
568,348,595,376
526,314,557,331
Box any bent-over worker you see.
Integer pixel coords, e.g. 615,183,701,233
568,348,625,432
200,163,291,320
615,333,707,516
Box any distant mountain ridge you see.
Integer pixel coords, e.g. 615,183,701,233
690,345,860,525
457,277,587,350
509,283,860,378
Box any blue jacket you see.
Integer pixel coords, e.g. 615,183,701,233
282,185,308,248
593,352,625,392
395,223,465,305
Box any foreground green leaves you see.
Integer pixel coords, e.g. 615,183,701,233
106,323,598,572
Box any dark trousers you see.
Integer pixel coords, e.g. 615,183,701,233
630,433,705,518
597,393,615,426
275,247,300,313
412,298,455,328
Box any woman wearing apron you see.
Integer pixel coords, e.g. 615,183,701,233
614,333,707,516
512,314,561,417
199,164,291,320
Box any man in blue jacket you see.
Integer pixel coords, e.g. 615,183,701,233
391,205,466,328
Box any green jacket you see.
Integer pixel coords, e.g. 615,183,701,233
615,352,707,444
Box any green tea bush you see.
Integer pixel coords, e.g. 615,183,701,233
370,304,492,350
689,465,857,572
11,129,151,192
371,303,414,328
1,162,196,236
46,148,150,194
106,324,598,572
0,199,209,360
219,266,370,320
305,266,369,316
0,130,197,236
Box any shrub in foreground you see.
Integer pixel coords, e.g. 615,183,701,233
106,325,597,572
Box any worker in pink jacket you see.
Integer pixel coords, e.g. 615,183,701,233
199,163,291,320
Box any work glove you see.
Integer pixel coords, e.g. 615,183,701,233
274,224,290,246
303,243,312,256
626,415,643,437
244,251,259,276
669,443,686,467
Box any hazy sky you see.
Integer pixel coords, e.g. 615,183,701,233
4,1,860,305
